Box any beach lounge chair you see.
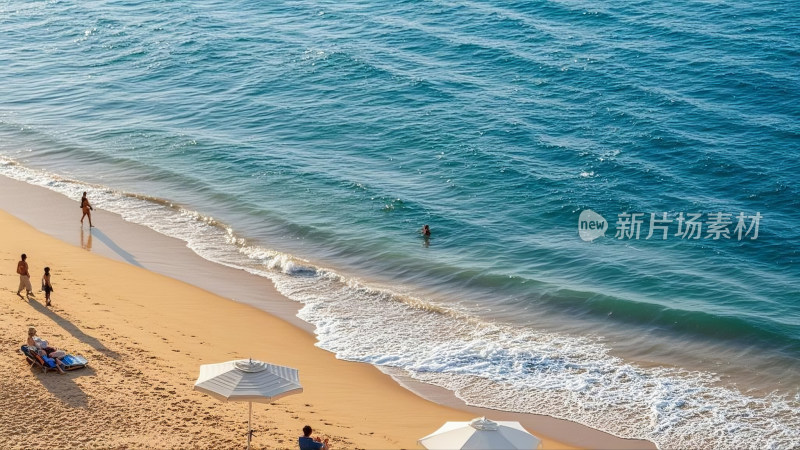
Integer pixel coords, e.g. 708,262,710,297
20,345,89,373
21,345,59,373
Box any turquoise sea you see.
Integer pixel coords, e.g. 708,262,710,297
1,0,798,447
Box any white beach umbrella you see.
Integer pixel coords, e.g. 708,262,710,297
194,359,303,450
419,417,542,450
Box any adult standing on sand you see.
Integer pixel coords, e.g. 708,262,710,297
80,191,94,227
16,253,32,297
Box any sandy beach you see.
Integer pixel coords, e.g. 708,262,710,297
0,176,655,449
4,0,800,446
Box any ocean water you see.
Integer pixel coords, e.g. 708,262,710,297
1,0,799,448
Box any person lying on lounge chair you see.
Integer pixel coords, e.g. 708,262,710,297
27,327,67,373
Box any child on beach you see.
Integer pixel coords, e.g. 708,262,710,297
42,267,54,307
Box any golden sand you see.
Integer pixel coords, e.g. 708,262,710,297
0,209,578,449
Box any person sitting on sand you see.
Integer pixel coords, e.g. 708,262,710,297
42,266,54,307
80,191,94,227
27,327,66,373
299,425,329,450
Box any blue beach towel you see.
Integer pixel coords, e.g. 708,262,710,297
60,354,88,370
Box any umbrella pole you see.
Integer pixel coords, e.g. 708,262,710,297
247,401,252,450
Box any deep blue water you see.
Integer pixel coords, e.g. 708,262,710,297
1,0,798,447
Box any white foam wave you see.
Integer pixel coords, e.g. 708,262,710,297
277,270,799,449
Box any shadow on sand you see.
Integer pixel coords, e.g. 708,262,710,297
27,299,121,360
85,227,142,268
27,362,96,409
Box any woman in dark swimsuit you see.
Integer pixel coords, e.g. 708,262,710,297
80,191,94,227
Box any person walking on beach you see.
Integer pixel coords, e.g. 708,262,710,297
42,267,54,307
299,425,329,450
16,253,32,298
80,191,94,227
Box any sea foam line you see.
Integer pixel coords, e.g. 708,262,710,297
276,268,799,450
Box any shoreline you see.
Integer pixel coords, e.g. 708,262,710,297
0,174,655,449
